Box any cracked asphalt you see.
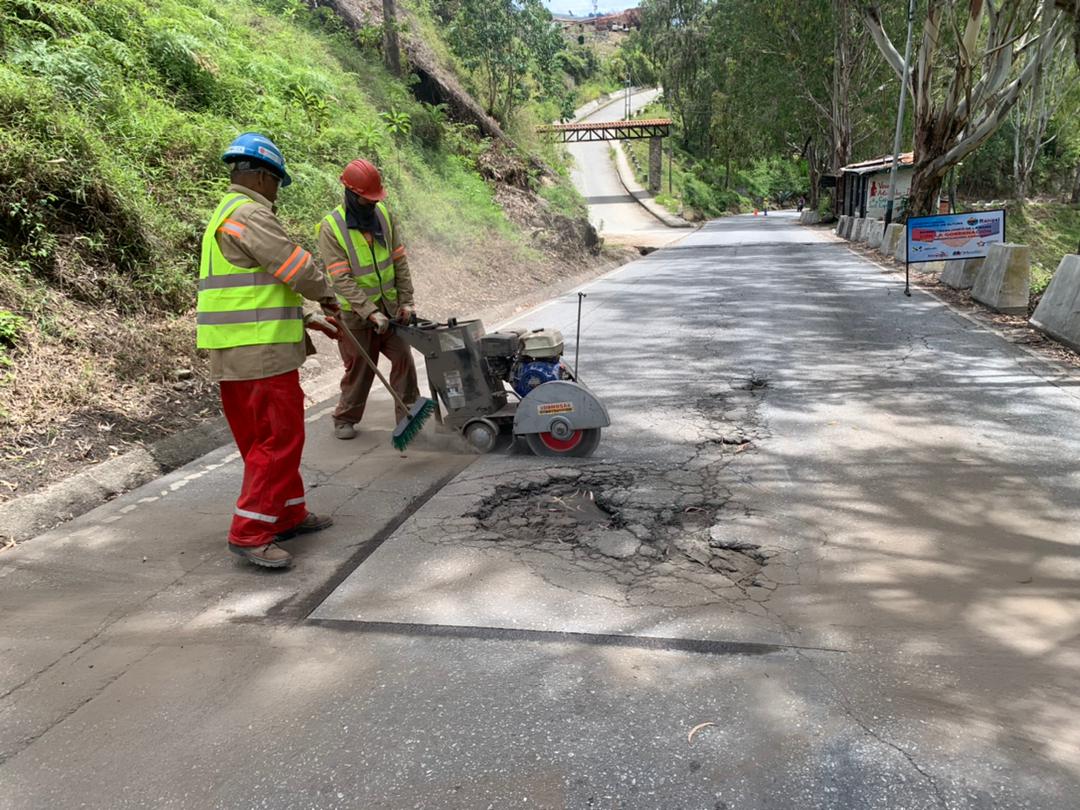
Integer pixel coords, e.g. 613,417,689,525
3,212,1080,808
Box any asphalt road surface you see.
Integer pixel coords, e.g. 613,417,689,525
567,88,682,246
3,212,1079,808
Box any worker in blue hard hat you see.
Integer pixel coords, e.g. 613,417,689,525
197,132,341,569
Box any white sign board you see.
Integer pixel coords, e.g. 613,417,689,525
864,168,913,220
905,210,1006,264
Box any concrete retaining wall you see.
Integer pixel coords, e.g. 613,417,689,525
1031,255,1080,352
941,258,984,290
867,221,884,249
836,215,849,236
852,218,867,242
881,223,904,258
972,243,1031,315
893,230,907,262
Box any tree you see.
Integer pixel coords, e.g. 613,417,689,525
863,0,1071,216
758,0,895,207
1056,0,1080,66
382,0,402,77
1012,33,1077,200
640,0,717,155
447,0,563,122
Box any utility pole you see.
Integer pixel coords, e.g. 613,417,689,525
624,72,631,119
883,0,916,230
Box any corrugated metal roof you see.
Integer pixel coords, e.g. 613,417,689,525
841,152,915,174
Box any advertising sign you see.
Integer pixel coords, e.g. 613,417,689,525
865,168,912,220
905,209,1006,264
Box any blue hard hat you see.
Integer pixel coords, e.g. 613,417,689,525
222,132,292,187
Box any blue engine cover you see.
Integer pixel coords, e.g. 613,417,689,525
510,360,565,398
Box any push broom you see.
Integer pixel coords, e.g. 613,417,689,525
327,315,435,451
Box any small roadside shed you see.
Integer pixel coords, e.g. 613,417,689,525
836,153,914,220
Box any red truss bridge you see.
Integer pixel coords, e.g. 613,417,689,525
536,118,673,143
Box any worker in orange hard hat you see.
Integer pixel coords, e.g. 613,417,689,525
315,159,420,439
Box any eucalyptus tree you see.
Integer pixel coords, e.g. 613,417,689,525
863,0,1072,215
1013,33,1078,201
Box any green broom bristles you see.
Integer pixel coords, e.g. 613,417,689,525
391,397,436,451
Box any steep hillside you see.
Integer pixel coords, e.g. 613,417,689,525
0,0,603,499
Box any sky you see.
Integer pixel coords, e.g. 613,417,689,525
543,0,639,16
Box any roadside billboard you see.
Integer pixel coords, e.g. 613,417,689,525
906,209,1006,264
864,168,913,220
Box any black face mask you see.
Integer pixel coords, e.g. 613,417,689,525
344,190,382,241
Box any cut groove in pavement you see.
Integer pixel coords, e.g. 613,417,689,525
306,618,847,656
265,464,474,623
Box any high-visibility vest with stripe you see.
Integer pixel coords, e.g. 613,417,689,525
317,202,397,313
197,193,305,350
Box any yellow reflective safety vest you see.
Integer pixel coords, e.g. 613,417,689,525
317,202,396,313
196,193,304,350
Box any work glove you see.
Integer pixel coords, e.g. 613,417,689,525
396,305,414,324
304,313,340,340
319,297,341,317
369,311,391,335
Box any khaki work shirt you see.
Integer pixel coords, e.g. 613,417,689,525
207,184,335,382
316,204,414,325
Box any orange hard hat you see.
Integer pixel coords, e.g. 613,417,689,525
340,158,386,201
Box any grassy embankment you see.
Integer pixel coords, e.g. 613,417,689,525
0,0,592,493
1002,202,1080,295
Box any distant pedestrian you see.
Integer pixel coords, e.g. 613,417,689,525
797,196,806,212
198,133,341,569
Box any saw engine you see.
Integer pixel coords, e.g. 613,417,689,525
480,328,574,398
395,319,609,457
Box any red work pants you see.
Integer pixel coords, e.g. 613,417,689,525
220,370,308,547
334,314,420,426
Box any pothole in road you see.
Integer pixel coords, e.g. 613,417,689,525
468,467,771,588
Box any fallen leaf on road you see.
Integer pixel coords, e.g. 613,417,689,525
687,721,715,744
1018,577,1033,584
735,443,752,454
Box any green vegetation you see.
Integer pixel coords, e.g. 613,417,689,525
425,0,646,124
0,0,578,367
0,308,25,367
634,0,1080,288
1004,202,1080,295
622,102,804,218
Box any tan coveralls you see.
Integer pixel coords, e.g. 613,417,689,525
210,184,335,382
316,204,420,425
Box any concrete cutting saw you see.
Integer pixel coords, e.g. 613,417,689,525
394,317,610,456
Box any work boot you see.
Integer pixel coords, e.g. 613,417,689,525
275,512,334,542
334,422,357,440
228,542,292,568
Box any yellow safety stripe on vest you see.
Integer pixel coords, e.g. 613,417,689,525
327,210,396,274
203,194,251,279
196,306,304,326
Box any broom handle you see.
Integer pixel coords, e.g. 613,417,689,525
335,316,411,413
